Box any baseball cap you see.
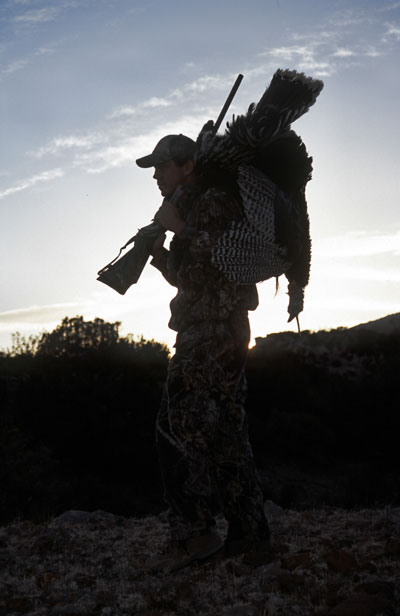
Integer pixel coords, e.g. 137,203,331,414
136,134,196,168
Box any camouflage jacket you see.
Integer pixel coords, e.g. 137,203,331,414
151,181,258,333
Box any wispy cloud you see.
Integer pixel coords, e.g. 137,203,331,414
265,4,396,79
171,73,233,98
329,8,373,28
314,231,400,259
0,302,85,326
264,43,336,78
109,73,232,119
2,57,31,74
110,97,172,119
319,263,400,283
378,2,400,12
1,41,59,76
0,168,64,199
76,114,205,174
13,6,60,24
365,47,383,57
6,5,396,188
384,22,400,40
31,133,108,158
333,48,355,57
30,72,233,174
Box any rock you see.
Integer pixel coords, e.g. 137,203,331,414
51,509,120,528
94,589,116,608
221,604,258,616
325,580,344,606
259,561,285,589
73,572,97,588
277,571,305,592
50,605,84,616
36,570,58,589
31,526,72,553
264,500,283,517
328,595,394,616
51,510,92,526
0,548,12,569
6,596,35,613
387,506,400,522
280,551,311,570
39,591,64,607
241,549,274,568
263,562,284,576
326,589,344,607
384,537,400,557
271,542,290,555
359,559,378,574
325,549,357,572
355,579,395,600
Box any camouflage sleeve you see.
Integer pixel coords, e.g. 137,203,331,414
150,247,178,286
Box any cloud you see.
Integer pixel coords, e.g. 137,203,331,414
110,73,233,119
2,58,31,74
378,2,400,12
329,8,372,28
30,71,232,175
0,302,85,326
31,133,108,158
317,263,400,283
75,114,205,174
75,140,139,174
1,41,59,77
305,295,399,315
365,47,383,57
0,301,98,351
314,231,400,258
264,44,337,78
0,168,64,199
333,48,355,57
110,97,172,119
384,22,400,40
13,6,59,23
171,73,233,98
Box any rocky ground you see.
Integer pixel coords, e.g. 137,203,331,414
0,503,399,616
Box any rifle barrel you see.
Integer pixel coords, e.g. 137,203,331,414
213,74,244,134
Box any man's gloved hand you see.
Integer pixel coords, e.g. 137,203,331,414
155,200,185,235
150,232,167,258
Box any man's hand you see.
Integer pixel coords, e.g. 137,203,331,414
155,200,185,235
151,232,167,258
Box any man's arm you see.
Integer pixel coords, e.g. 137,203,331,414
149,200,185,286
149,231,178,286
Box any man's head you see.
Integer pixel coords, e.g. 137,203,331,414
136,134,196,198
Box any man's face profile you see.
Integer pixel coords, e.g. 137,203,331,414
153,159,194,198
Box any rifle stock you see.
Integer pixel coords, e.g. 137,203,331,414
97,222,163,295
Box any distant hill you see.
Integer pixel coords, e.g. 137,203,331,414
350,312,400,334
254,312,400,353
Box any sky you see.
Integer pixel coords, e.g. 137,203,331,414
1,0,399,351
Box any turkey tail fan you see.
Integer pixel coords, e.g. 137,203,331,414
255,69,324,122
195,69,323,176
226,69,323,148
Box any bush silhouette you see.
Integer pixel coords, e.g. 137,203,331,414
1,315,399,522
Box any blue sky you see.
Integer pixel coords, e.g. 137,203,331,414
1,0,399,350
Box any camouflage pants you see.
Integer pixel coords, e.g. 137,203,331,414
156,312,269,541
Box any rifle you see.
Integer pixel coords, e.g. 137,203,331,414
97,74,243,295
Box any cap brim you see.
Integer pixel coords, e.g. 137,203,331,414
135,154,156,168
